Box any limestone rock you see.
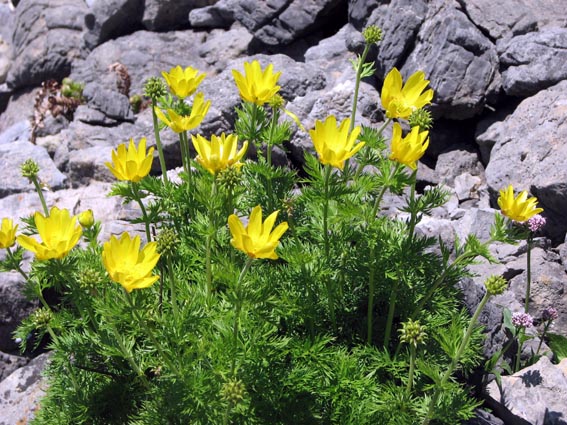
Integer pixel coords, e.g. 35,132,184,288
487,356,567,425
499,28,567,97
0,351,29,382
83,0,144,50
0,352,50,425
402,0,500,120
0,272,36,353
6,0,88,90
0,141,67,197
483,80,567,244
142,0,214,31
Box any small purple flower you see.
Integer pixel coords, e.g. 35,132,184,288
542,307,559,322
527,214,546,233
511,312,534,328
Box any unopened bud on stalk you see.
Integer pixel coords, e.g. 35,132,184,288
408,108,433,131
20,159,40,181
484,275,507,296
399,319,427,348
143,77,167,101
78,209,95,228
363,25,383,44
221,379,246,405
156,227,179,256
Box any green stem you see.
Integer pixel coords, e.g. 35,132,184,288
383,276,399,349
514,327,524,372
31,176,49,216
123,289,182,379
167,256,178,320
344,44,371,179
407,344,416,395
205,180,218,296
266,109,279,213
525,236,532,313
322,164,337,331
367,243,376,344
151,100,169,185
407,169,418,244
354,118,392,179
230,258,254,377
536,321,551,356
7,248,29,281
132,182,151,242
423,291,491,425
108,321,148,386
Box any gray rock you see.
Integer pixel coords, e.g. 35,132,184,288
454,173,483,202
366,0,428,79
487,356,567,425
82,81,134,122
0,272,37,353
0,141,67,197
402,0,500,120
463,409,505,425
0,87,35,134
227,0,343,47
435,147,484,186
0,351,29,382
189,0,236,29
0,3,14,42
197,24,253,73
83,0,144,50
142,0,214,31
0,120,30,145
499,28,567,97
347,0,384,30
452,207,497,243
483,80,567,244
0,35,11,85
70,30,210,96
0,352,50,425
6,0,88,90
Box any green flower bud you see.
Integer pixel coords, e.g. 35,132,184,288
268,94,285,110
143,77,167,101
221,379,246,405
216,164,242,191
78,209,95,228
408,108,433,131
363,25,383,45
20,159,40,180
156,227,179,256
61,77,73,86
76,266,104,293
31,308,53,329
399,319,427,348
484,275,507,296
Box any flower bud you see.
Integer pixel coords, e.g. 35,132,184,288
362,25,383,44
217,165,243,191
156,227,179,256
31,308,53,329
78,209,95,228
20,159,40,180
528,214,546,233
268,94,285,110
221,379,246,405
143,76,167,101
484,275,507,296
542,307,559,322
399,319,427,348
408,108,433,131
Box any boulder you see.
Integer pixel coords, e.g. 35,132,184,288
487,356,567,425
498,28,567,97
83,0,144,50
142,0,214,31
0,351,29,382
0,141,67,197
188,0,236,29
6,0,88,90
483,80,567,244
0,272,37,353
0,352,50,425
402,0,500,120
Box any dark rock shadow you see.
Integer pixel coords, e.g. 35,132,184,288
521,369,543,387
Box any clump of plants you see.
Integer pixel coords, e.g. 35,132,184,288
0,26,554,424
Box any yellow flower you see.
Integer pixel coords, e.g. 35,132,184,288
497,185,544,222
154,92,211,133
389,123,429,170
105,137,154,183
191,133,248,175
232,60,281,105
0,218,18,249
228,206,288,260
381,68,434,119
162,65,206,99
78,209,95,228
309,115,364,170
102,232,160,293
17,207,82,260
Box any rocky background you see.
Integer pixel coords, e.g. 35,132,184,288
0,0,566,424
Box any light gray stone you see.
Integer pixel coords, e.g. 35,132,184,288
0,352,50,425
142,0,213,31
0,351,29,382
0,141,67,197
483,80,567,244
487,357,567,425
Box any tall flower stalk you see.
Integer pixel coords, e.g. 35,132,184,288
21,159,49,216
